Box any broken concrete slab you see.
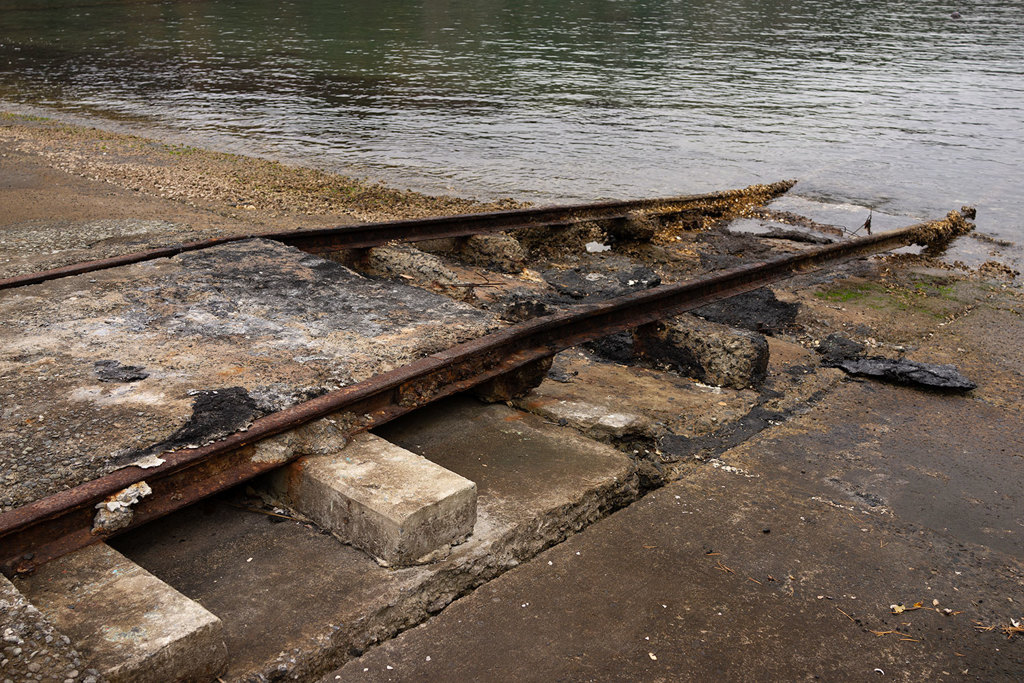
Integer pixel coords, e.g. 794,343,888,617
633,314,769,389
14,543,226,683
265,432,477,566
0,574,99,683
517,349,759,445
110,396,639,681
0,238,498,511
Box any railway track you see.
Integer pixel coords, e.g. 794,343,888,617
0,195,975,681
0,181,793,291
0,204,975,575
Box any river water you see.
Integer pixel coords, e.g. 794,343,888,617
1,0,1023,243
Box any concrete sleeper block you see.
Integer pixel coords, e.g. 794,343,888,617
13,543,227,683
267,432,478,566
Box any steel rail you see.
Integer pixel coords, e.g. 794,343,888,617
0,181,794,292
0,211,968,575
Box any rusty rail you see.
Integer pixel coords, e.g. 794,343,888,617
0,181,794,291
0,209,973,575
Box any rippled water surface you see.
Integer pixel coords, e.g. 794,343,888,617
2,0,1023,239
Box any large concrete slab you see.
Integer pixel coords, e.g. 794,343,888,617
0,239,498,511
110,397,638,680
14,543,226,682
266,432,478,566
330,382,1024,682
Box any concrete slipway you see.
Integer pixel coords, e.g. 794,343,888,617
3,155,1023,679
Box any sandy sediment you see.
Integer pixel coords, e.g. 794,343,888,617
0,111,521,278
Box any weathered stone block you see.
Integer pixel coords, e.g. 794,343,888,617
267,432,477,566
605,210,658,242
14,543,227,683
359,243,472,301
473,356,554,403
457,233,527,273
633,314,769,389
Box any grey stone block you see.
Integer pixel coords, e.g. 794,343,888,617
267,432,477,566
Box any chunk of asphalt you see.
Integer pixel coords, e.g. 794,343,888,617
693,287,800,336
94,359,150,383
129,387,259,461
832,357,977,392
815,333,866,365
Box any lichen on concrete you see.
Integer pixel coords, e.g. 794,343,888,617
0,239,499,511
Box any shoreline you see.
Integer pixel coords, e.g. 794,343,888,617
0,110,522,279
4,108,1022,285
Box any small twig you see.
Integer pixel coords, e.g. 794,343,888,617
448,281,502,288
221,500,299,521
714,560,734,574
1001,624,1024,640
899,637,920,642
747,576,762,586
870,630,895,637
836,607,856,623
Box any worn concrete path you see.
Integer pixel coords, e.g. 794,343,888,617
331,382,1024,682
331,295,1024,682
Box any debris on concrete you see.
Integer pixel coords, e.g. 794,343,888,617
633,315,769,389
585,241,611,253
93,360,149,383
829,357,977,392
93,481,153,534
